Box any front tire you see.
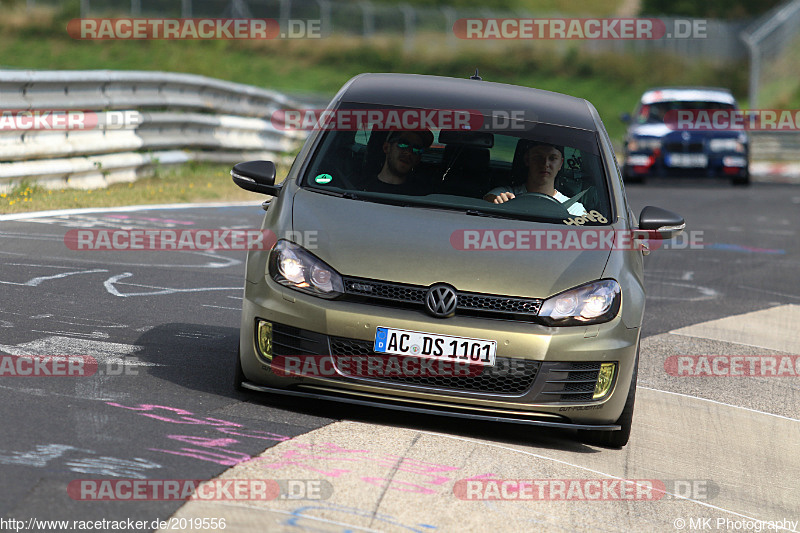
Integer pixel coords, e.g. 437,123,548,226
623,166,645,185
578,351,638,448
234,347,246,392
731,171,750,186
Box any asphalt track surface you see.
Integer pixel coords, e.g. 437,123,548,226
0,180,798,532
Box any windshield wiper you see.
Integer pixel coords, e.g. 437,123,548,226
465,209,518,220
308,188,364,200
465,209,560,223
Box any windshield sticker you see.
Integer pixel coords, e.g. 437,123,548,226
563,211,608,226
314,173,333,185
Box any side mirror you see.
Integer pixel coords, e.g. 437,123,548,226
620,112,631,124
638,206,684,240
231,160,282,196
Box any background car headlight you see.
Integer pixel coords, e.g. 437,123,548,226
538,279,621,326
709,138,745,152
628,137,662,152
268,240,344,298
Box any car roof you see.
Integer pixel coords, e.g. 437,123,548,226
640,87,736,105
336,73,599,132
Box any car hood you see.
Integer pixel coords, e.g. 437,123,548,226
291,188,612,299
628,123,672,138
630,123,745,141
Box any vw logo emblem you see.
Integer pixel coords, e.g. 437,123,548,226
425,284,458,318
681,131,691,141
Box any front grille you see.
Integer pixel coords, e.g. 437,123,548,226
270,323,329,356
344,278,427,304
266,323,613,402
664,142,704,153
330,337,540,395
536,362,606,402
342,276,542,321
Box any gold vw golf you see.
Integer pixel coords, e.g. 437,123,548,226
232,73,684,447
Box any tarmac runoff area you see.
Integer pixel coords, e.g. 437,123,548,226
159,305,800,532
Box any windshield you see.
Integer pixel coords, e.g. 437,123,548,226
299,105,612,225
636,100,736,124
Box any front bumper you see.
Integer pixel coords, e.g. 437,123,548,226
238,277,641,428
625,151,748,179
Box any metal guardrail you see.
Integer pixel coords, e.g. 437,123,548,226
67,0,751,62
740,0,800,106
2,70,798,194
749,131,800,161
0,69,308,193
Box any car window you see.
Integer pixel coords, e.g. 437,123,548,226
301,105,612,225
636,101,736,124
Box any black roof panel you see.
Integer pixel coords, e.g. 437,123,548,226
337,73,598,132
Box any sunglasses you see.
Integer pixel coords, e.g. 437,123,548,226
394,141,425,155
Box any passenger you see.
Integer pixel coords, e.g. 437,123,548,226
483,141,587,216
365,130,434,195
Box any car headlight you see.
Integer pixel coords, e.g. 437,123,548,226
628,137,661,152
538,280,621,326
709,138,744,152
268,240,344,298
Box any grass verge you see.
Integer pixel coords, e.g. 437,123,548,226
0,161,283,215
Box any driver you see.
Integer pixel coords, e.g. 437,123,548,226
483,141,587,216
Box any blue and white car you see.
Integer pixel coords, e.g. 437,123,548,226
621,87,749,185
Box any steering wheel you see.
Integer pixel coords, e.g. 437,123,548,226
512,192,561,204
503,192,571,217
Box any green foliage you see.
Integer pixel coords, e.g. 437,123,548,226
641,0,784,19
0,2,755,143
364,0,624,15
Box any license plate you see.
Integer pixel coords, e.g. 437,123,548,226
374,327,497,366
666,153,707,167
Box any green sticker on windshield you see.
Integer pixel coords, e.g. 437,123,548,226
314,173,333,184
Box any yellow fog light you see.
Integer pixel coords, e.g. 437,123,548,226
256,320,273,361
593,363,616,399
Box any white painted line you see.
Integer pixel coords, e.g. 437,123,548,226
0,269,108,286
414,428,798,531
104,272,240,298
0,335,159,366
639,386,799,423
0,201,265,222
669,304,800,353
202,305,241,310
0,384,117,402
32,251,241,270
5,263,84,269
647,281,719,301
0,231,65,242
737,286,800,300
30,330,110,339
